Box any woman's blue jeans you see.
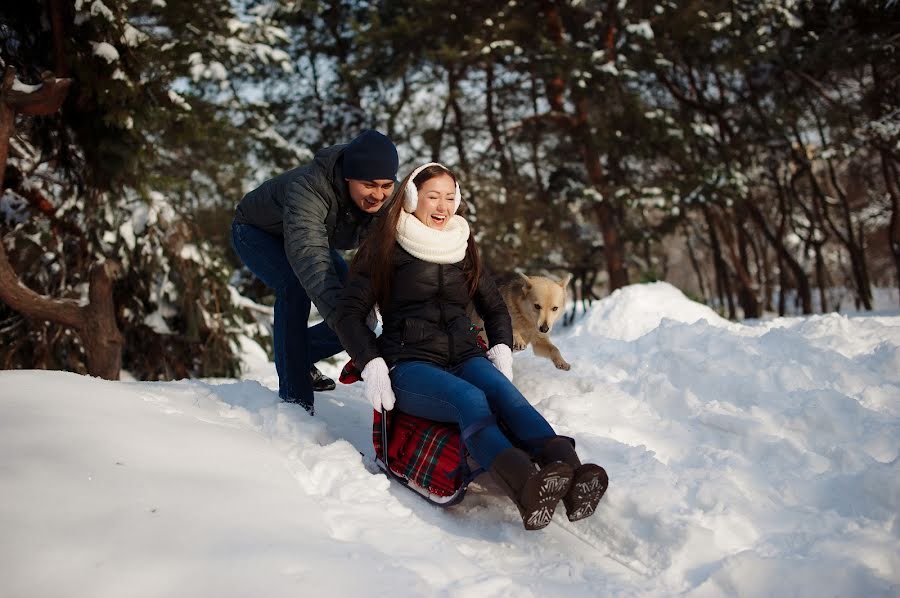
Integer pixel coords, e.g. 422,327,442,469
389,357,556,469
231,221,346,407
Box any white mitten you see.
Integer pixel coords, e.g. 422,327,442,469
361,357,396,411
486,343,514,382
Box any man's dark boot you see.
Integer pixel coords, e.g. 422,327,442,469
282,396,314,415
310,366,336,392
538,436,608,522
490,447,573,530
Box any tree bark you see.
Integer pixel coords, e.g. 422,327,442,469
682,220,708,301
539,0,630,291
82,261,124,379
484,58,512,182
790,124,873,311
0,66,122,380
447,68,471,176
47,0,70,78
882,151,900,307
745,200,812,314
703,205,735,319
737,215,761,318
812,240,828,313
709,206,759,318
528,69,546,197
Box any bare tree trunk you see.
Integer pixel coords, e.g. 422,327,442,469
48,0,70,77
81,261,124,379
683,220,708,300
831,161,873,310
528,69,546,197
484,58,512,182
745,200,813,314
882,152,900,307
704,206,736,319
776,251,787,316
709,205,759,318
384,73,411,145
323,3,362,111
803,100,874,309
428,93,450,162
447,67,471,176
794,147,873,310
754,227,775,312
737,216,761,318
812,241,828,312
0,240,123,379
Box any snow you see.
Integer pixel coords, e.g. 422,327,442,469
167,90,192,112
143,309,173,334
599,62,620,76
626,21,654,40
91,41,120,63
692,122,717,138
11,79,41,93
1,190,28,222
574,282,731,341
1,283,898,597
121,24,148,47
188,53,230,82
179,243,203,263
89,0,114,22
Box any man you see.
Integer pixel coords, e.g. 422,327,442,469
231,129,398,414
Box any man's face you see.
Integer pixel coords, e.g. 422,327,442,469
346,179,395,213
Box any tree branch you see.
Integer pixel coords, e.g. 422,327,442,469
0,236,84,330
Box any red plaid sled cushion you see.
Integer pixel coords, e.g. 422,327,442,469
373,410,464,497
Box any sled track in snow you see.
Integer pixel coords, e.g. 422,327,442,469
551,519,652,577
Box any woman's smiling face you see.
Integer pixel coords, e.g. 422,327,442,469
413,173,457,230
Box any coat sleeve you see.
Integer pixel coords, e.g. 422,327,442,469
471,265,513,349
335,268,382,370
282,177,342,329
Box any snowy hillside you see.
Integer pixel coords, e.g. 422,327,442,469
1,283,898,597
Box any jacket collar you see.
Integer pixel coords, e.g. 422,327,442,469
306,144,352,211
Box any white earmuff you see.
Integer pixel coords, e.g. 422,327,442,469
403,162,462,213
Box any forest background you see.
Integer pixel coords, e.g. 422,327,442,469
1,0,898,381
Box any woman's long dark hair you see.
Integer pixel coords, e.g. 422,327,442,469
351,164,481,309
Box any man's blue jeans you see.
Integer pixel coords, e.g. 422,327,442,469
231,221,346,407
389,357,556,469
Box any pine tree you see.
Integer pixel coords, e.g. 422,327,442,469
0,0,296,379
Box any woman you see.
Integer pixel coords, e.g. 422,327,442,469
336,163,607,530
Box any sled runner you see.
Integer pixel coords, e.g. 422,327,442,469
340,359,490,507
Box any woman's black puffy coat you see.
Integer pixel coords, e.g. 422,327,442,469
336,244,513,369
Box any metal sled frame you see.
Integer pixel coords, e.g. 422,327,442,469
375,408,493,508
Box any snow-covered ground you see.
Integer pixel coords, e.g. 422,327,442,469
1,282,898,597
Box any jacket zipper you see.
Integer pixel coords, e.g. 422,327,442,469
438,265,452,367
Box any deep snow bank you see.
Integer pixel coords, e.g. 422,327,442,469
515,283,899,594
1,282,898,597
569,281,732,341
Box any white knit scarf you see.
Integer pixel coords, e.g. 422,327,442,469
396,210,470,264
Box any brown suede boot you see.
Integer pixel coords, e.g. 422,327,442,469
490,447,573,530
538,437,608,522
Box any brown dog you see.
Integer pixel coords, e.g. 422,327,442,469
473,273,572,370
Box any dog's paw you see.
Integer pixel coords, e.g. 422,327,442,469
554,360,571,371
512,333,528,352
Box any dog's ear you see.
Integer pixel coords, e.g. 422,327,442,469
517,272,533,293
558,273,572,289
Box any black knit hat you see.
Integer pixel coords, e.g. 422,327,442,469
342,129,399,181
